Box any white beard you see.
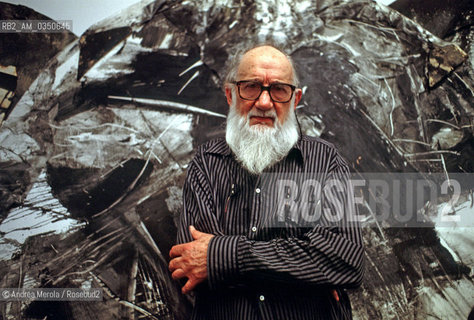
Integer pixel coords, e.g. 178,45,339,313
225,95,299,175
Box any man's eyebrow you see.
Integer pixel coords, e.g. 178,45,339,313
238,78,261,82
239,79,290,84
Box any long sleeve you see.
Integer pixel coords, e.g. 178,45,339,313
176,158,222,245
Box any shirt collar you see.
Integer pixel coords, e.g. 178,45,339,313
205,138,232,156
288,136,305,163
292,136,305,163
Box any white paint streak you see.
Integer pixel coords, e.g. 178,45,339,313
53,50,79,92
0,171,84,260
82,33,151,82
158,33,173,49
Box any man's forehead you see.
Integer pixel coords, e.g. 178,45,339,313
237,46,293,80
244,46,287,59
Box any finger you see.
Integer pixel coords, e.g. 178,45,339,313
169,244,185,258
171,268,186,280
168,257,181,272
190,225,203,240
182,279,195,295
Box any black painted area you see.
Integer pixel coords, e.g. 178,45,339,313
0,71,17,92
450,133,474,172
0,161,30,217
24,301,74,320
78,27,131,79
47,159,153,218
390,0,473,39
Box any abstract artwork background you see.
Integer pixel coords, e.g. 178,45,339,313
0,0,472,319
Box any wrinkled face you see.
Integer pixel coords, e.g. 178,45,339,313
225,46,302,127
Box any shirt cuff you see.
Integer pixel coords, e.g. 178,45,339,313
207,235,242,290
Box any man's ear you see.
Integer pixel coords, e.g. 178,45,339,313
225,86,233,107
293,88,302,110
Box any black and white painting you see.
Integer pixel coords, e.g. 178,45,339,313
0,0,472,319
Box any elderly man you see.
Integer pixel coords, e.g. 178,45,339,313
169,45,364,319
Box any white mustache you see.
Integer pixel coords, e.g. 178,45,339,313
247,108,277,120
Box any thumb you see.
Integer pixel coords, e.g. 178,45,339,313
189,225,203,240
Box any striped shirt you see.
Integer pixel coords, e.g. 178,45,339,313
177,135,364,320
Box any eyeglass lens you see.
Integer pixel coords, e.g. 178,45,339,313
238,81,293,102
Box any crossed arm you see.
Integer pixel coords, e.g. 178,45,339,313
169,226,363,294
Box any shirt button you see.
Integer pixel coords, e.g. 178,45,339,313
259,295,265,301
255,188,261,194
251,226,257,232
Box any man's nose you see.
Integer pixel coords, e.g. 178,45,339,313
255,89,273,110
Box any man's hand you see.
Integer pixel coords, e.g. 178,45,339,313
169,226,214,294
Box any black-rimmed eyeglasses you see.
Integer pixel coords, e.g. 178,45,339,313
233,80,296,103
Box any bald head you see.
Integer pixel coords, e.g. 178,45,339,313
225,45,299,87
237,46,295,84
